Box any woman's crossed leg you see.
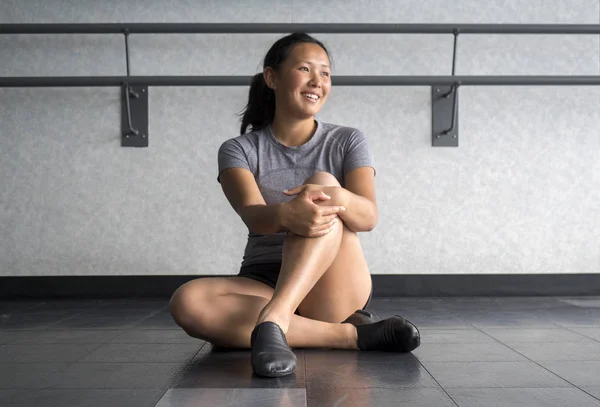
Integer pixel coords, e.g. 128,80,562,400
169,171,371,350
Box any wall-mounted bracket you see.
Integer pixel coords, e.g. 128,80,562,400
121,85,148,147
432,85,458,147
120,29,148,147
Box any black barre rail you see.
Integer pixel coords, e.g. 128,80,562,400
2,23,600,87
3,23,599,146
3,23,600,34
2,76,600,87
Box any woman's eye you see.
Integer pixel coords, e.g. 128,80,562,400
300,67,309,71
322,72,330,77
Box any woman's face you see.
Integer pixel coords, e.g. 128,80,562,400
266,42,331,120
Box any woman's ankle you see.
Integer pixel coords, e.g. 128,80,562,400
344,323,360,350
256,303,293,334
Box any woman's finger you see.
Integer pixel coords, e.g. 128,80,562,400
313,217,338,233
319,206,345,216
319,214,338,225
309,191,331,201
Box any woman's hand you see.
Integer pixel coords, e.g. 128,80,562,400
280,184,346,238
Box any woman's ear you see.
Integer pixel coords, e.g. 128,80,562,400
263,67,276,90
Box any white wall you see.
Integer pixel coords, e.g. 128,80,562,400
1,0,599,276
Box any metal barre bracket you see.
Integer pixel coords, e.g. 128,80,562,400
432,29,460,147
121,85,148,147
432,85,458,147
120,30,148,147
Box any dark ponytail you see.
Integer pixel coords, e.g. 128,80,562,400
239,73,276,135
239,32,331,135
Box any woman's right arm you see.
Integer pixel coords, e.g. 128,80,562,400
219,167,286,235
239,204,287,235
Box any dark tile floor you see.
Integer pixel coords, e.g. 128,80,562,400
1,296,600,406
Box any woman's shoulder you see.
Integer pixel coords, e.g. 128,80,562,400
219,127,268,149
319,121,366,140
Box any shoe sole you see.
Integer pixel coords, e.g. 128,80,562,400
253,368,295,378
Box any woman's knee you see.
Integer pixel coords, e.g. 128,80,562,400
169,280,211,335
304,171,340,187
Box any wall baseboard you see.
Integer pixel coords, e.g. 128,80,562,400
1,274,599,298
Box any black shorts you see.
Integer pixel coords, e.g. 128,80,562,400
238,262,373,313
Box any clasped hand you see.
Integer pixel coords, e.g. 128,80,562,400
281,184,346,238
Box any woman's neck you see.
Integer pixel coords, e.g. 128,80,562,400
270,116,317,147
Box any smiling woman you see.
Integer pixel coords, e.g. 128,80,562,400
239,33,332,144
168,32,420,379
262,42,331,143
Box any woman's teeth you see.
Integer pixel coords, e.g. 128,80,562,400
302,93,319,101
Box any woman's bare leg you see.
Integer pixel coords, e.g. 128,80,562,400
169,276,357,349
170,171,372,350
255,171,371,333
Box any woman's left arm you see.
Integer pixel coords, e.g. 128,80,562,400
328,167,378,232
282,167,378,233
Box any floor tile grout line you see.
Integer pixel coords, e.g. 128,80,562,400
416,302,600,400
2,341,197,346
552,320,600,329
0,359,202,368
557,326,600,344
411,354,461,406
0,387,177,390
441,308,569,331
152,387,171,407
433,386,600,403
187,340,209,364
455,332,600,348
440,307,577,338
438,310,600,380
12,301,46,313
584,388,600,403
23,299,124,329
35,307,171,331
19,311,90,331
71,341,116,363
5,299,600,402
438,304,526,333
464,328,600,400
420,326,596,330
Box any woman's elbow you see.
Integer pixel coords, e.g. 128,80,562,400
365,209,378,232
366,219,377,232
369,203,379,232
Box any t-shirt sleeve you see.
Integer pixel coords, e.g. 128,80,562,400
343,129,376,176
217,138,251,183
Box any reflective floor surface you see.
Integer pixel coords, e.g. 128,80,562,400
1,296,600,406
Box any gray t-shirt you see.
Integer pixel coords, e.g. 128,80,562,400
217,119,376,267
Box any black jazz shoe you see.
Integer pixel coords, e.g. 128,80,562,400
354,315,421,352
342,309,379,326
250,322,296,377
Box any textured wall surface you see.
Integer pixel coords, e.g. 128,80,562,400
1,1,599,276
